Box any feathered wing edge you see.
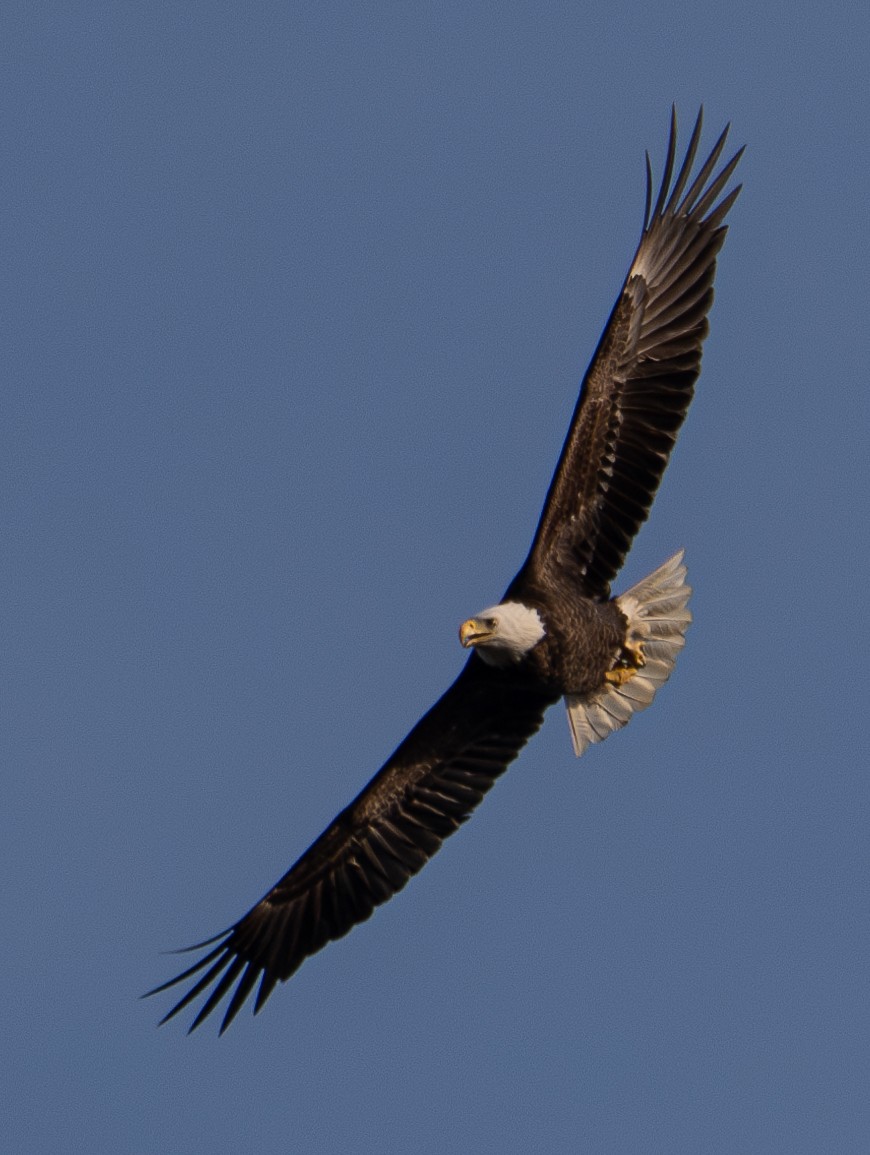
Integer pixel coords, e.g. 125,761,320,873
145,661,556,1034
513,107,743,601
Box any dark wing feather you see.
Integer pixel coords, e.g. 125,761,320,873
508,107,743,601
146,659,556,1033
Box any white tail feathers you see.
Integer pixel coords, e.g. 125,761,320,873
565,551,692,757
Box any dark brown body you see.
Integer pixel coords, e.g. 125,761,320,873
518,585,626,697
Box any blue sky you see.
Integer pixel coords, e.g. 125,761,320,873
3,3,869,1152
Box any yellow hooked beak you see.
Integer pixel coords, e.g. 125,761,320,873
459,618,493,648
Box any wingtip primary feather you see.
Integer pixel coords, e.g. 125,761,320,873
650,105,680,222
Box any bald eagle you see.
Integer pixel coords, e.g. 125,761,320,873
148,108,742,1033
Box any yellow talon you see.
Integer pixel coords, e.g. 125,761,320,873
604,639,645,686
623,639,646,668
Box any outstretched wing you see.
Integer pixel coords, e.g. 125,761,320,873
147,659,556,1033
509,108,743,601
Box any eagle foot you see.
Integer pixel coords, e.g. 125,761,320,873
623,639,646,668
604,640,646,686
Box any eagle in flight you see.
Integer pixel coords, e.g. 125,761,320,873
148,108,742,1033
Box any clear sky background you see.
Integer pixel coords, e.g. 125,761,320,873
3,3,869,1153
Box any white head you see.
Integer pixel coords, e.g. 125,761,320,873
458,601,546,667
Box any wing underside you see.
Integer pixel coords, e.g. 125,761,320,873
511,108,743,601
147,660,555,1033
